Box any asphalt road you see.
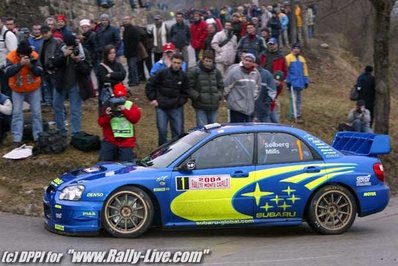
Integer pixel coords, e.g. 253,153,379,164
0,197,397,266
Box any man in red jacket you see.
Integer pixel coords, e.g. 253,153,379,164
190,11,208,62
98,83,141,162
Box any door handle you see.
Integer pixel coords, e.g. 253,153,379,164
304,166,321,173
230,171,249,178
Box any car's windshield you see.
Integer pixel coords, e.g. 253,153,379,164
139,130,209,168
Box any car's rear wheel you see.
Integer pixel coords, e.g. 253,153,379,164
307,185,357,234
103,186,154,238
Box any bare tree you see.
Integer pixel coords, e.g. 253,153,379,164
369,0,395,134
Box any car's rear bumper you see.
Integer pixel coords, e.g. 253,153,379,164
356,184,390,217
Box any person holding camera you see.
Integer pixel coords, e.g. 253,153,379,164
52,34,92,136
347,100,372,133
97,44,126,112
98,83,141,162
4,41,43,147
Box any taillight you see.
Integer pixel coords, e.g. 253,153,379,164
373,163,385,182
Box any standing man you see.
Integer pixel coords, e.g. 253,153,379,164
27,23,43,53
55,14,73,40
148,15,169,63
150,43,187,76
285,43,309,122
170,12,191,64
4,41,43,146
5,17,25,43
39,25,62,107
211,20,237,75
356,65,375,126
0,18,18,97
237,22,266,60
95,13,121,66
52,35,92,136
145,53,189,146
122,16,141,87
188,50,224,127
190,11,208,62
254,66,277,122
224,53,261,123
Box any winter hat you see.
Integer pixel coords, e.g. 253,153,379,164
56,14,67,22
292,43,301,49
79,19,90,27
113,83,127,97
243,53,256,61
162,42,176,52
16,41,32,56
365,65,373,73
99,13,110,21
154,14,162,20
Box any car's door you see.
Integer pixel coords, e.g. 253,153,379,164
253,132,324,220
169,133,256,225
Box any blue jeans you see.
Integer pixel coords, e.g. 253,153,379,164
11,89,43,142
53,85,81,135
195,109,218,127
41,73,56,105
100,140,135,162
156,106,184,146
307,25,315,38
127,56,139,86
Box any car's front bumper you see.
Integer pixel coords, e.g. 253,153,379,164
43,186,103,235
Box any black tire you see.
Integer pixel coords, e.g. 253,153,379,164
307,185,357,235
103,186,154,238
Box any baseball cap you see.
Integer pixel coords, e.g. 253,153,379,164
154,15,162,20
267,37,278,45
79,19,90,27
162,42,176,52
356,100,366,107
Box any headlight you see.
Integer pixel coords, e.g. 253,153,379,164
59,185,85,201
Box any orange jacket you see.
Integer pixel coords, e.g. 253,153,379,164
295,5,303,28
6,50,41,93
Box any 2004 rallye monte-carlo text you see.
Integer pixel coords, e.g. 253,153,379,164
43,123,391,238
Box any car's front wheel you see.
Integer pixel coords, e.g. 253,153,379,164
103,186,154,238
307,185,357,234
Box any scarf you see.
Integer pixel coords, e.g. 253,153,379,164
153,23,167,47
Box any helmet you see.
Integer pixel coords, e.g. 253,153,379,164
113,83,127,97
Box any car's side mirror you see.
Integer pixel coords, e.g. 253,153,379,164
178,160,196,172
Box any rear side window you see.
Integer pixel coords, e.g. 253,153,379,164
258,132,314,165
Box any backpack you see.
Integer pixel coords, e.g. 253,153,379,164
33,128,68,154
70,131,101,152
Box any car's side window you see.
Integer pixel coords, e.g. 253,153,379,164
258,132,314,165
190,133,254,169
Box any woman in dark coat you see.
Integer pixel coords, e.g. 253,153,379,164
97,44,126,111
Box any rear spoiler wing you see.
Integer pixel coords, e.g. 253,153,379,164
332,132,391,157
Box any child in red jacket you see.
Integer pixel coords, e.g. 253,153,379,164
98,83,141,162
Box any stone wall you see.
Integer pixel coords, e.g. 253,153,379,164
1,0,152,32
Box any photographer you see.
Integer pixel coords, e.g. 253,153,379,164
52,34,92,136
4,41,43,147
98,83,141,162
347,100,372,133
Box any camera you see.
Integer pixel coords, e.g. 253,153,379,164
29,55,37,63
357,107,362,113
107,97,126,116
73,42,80,56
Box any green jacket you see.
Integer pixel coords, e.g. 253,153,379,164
188,62,224,111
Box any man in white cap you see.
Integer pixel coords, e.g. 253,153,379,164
223,52,261,122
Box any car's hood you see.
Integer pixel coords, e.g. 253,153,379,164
51,162,156,189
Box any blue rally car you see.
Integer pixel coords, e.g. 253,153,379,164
43,123,391,238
